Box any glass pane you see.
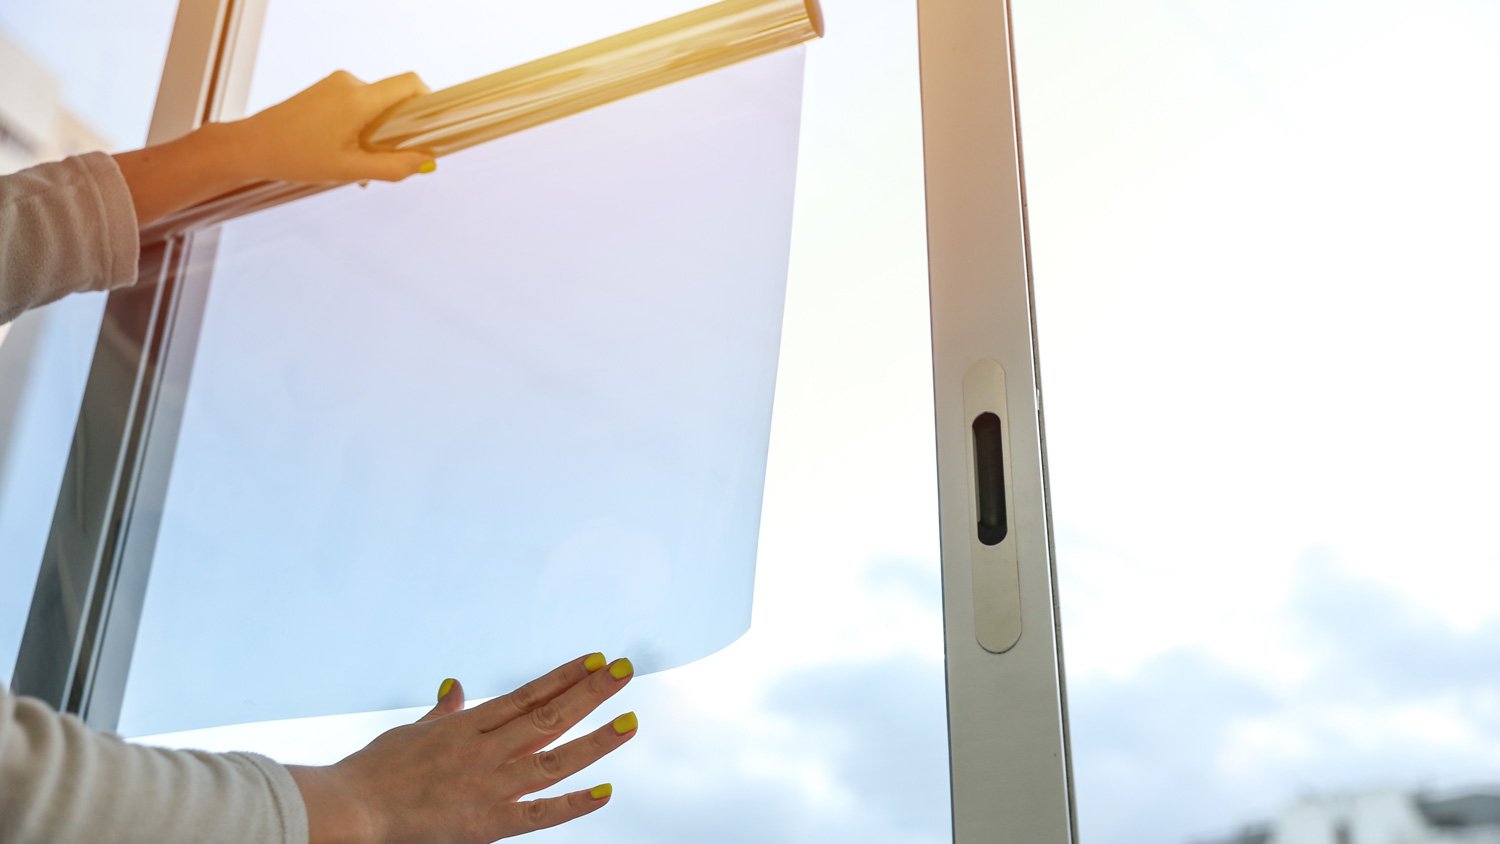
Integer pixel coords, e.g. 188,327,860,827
1012,0,1500,840
138,1,950,840
0,2,177,684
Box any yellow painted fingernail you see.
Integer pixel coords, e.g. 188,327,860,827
608,658,633,680
418,160,437,174
612,711,638,735
589,783,613,800
437,678,456,701
584,653,607,673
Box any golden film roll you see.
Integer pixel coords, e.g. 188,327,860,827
145,0,823,242
363,0,824,155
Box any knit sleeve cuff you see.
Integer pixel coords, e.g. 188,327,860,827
231,753,312,844
77,150,141,292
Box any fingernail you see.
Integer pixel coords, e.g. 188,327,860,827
437,678,456,701
584,653,607,673
418,160,437,174
589,783,613,800
608,658,633,681
612,711,638,735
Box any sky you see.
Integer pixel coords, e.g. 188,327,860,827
1012,0,1500,839
3,0,1500,842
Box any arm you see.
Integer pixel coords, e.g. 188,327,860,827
1,654,636,844
0,70,434,326
114,70,437,229
0,686,307,843
0,153,139,324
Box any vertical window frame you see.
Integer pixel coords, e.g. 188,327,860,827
10,0,268,729
918,0,1079,839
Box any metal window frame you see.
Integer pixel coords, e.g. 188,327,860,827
10,0,268,728
918,0,1078,839
13,0,1078,838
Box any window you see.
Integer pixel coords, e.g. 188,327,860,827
1012,0,1500,839
12,1,1074,839
137,2,962,841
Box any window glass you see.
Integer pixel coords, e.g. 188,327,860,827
1012,0,1500,839
138,1,950,840
0,1,177,684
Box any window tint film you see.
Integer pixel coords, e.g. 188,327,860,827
121,35,805,736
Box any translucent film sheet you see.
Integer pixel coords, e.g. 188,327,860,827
117,47,805,736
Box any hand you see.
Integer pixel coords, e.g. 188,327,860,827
288,654,638,844
231,70,437,184
114,70,438,227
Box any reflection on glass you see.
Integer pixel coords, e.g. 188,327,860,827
1013,0,1500,840
139,1,950,840
0,2,176,683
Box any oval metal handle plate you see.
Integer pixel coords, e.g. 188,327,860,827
963,359,1022,654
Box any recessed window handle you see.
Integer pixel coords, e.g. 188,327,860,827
972,411,1007,546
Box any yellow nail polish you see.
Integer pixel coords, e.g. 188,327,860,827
584,653,607,673
589,783,613,800
437,678,456,701
418,160,437,174
608,658,633,680
612,711,638,735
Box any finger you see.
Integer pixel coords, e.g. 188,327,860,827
345,150,436,183
416,677,465,723
487,658,634,759
364,71,430,109
502,711,638,798
502,785,613,836
462,653,608,733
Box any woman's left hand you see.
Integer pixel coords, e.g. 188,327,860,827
288,653,639,844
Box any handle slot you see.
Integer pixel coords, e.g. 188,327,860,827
971,411,1008,546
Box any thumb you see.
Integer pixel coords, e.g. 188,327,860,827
418,677,465,722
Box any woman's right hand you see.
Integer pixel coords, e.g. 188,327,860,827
288,653,638,844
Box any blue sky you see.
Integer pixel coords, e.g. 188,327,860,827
4,1,1500,842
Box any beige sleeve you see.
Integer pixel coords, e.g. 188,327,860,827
0,686,309,844
0,152,141,326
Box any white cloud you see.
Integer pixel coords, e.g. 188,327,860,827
1067,556,1500,843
